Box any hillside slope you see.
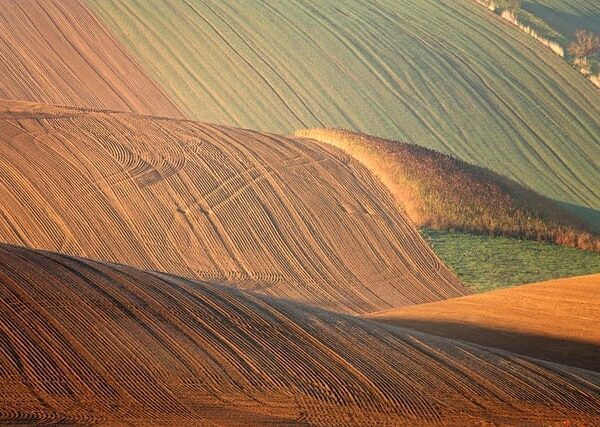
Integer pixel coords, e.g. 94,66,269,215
1,244,599,425
86,0,600,226
0,100,467,314
0,0,182,117
367,274,600,371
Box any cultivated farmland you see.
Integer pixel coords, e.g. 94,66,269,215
367,273,600,371
87,0,600,227
522,0,600,38
1,244,599,425
0,99,467,314
0,1,598,425
0,0,182,117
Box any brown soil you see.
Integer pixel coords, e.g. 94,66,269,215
367,274,600,372
0,0,183,117
0,244,599,425
0,99,468,314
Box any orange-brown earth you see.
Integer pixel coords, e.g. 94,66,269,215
1,243,599,425
0,99,467,314
0,1,597,424
367,274,600,372
0,0,182,117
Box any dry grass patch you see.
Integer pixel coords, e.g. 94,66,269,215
297,129,600,252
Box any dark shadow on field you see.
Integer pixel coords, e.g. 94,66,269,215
556,200,600,234
523,3,600,38
371,318,600,373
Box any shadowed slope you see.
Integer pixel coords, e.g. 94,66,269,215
86,0,600,226
0,100,467,314
367,274,600,371
522,0,600,38
1,244,600,425
297,129,600,251
0,0,182,117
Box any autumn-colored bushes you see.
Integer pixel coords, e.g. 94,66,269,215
297,128,600,252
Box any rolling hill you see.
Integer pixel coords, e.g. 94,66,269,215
0,2,599,424
1,244,599,425
0,99,467,314
86,0,600,228
367,273,600,372
0,0,182,117
297,128,600,290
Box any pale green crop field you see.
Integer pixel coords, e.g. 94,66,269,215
87,0,600,230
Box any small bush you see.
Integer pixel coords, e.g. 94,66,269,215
569,31,600,62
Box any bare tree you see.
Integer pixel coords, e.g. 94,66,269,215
568,30,600,67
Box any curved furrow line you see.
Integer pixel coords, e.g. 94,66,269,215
203,127,372,308
411,2,600,206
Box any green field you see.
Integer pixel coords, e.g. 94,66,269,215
87,0,600,231
422,228,600,292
